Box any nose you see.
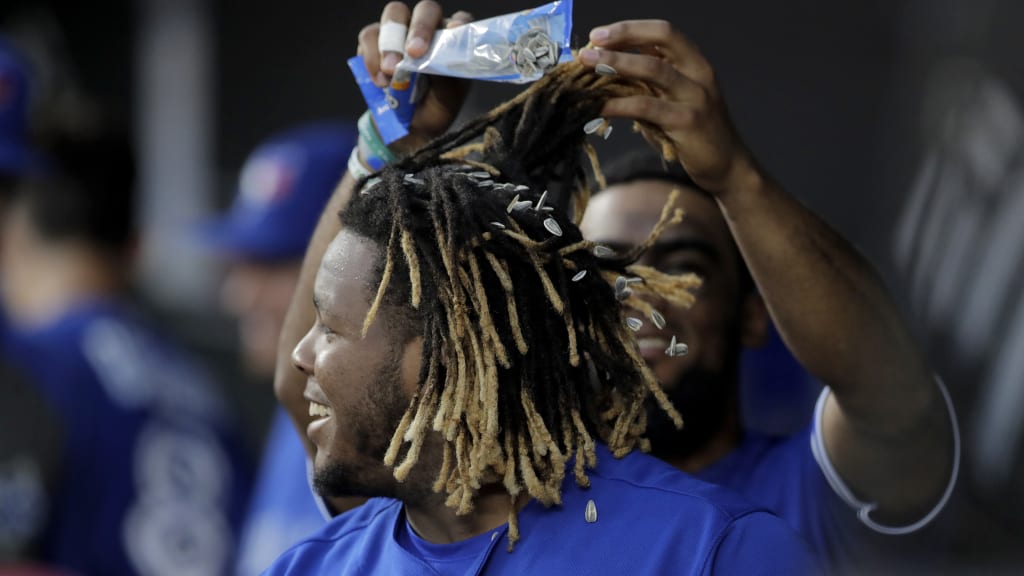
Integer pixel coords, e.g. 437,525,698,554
291,325,316,376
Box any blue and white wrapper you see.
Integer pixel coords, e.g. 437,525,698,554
348,0,574,144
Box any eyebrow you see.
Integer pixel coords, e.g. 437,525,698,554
648,238,721,262
599,237,721,262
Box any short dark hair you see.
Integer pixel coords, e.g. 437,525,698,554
604,147,700,191
18,131,135,252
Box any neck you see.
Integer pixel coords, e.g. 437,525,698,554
664,402,743,474
403,484,529,544
10,243,126,327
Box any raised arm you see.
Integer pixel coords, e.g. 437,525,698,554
273,0,470,494
578,20,955,526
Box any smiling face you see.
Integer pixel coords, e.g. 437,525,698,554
581,179,764,460
291,230,425,499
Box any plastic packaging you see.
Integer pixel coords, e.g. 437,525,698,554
348,0,573,145
396,0,573,83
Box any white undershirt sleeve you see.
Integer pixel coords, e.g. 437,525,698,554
809,376,960,535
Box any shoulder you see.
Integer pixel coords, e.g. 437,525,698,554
263,498,400,574
587,445,770,522
503,447,819,574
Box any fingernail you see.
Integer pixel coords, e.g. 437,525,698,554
590,27,610,43
374,71,389,87
382,53,400,71
579,48,599,65
406,36,427,54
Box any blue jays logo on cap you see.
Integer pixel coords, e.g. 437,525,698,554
239,145,306,207
198,123,357,261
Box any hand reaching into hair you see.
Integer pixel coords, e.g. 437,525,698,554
358,1,472,154
576,20,757,196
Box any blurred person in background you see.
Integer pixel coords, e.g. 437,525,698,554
0,34,66,573
0,130,250,576
197,122,362,576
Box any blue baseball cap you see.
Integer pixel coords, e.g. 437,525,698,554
0,36,43,177
200,123,357,261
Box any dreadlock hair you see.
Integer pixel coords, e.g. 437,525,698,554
340,58,701,549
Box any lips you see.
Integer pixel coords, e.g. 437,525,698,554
304,383,333,441
637,336,671,361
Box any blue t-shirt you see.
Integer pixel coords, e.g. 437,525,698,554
235,407,328,576
695,426,874,571
264,444,818,575
4,299,251,576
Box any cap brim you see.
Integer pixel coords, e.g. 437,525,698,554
195,213,306,262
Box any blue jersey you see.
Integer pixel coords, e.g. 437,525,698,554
4,299,250,575
235,408,327,575
264,444,818,575
697,382,959,573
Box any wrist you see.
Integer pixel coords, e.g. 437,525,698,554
719,153,768,201
357,110,398,171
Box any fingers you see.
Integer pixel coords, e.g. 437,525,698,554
379,2,412,75
361,2,461,87
445,10,473,29
577,47,707,103
406,1,443,57
588,19,714,88
358,25,389,87
600,95,698,130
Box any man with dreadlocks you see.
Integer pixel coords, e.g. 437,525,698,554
263,3,820,574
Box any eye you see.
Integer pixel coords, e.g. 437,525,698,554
660,259,705,277
316,318,338,341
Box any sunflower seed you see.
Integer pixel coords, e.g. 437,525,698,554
616,287,632,301
535,189,549,211
506,194,521,213
468,171,491,179
593,245,615,258
614,276,628,294
650,309,666,330
514,184,530,192
477,180,494,188
512,200,533,212
572,270,587,282
626,277,643,285
541,206,555,211
603,125,613,140
583,118,605,135
359,177,382,195
543,217,563,237
491,221,506,230
665,335,689,357
404,174,425,186
585,499,598,523
595,63,618,76
626,317,643,331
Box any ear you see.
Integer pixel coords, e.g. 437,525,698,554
739,291,769,349
399,336,425,397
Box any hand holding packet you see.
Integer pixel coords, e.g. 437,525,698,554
348,0,574,145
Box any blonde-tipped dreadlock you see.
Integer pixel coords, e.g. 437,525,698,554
340,58,700,550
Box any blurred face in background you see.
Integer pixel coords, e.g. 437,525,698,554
581,179,764,461
220,260,302,377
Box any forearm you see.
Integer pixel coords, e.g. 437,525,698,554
719,165,956,519
716,161,934,428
